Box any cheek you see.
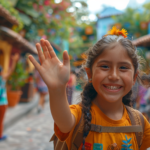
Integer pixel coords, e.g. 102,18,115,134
122,72,134,85
92,71,107,88
93,70,106,81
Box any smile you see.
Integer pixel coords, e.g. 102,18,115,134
103,85,122,92
104,85,121,90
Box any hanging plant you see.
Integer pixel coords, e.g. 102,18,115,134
0,0,24,32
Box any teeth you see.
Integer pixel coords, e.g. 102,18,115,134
105,86,120,90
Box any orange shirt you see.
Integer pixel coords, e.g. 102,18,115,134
54,103,150,150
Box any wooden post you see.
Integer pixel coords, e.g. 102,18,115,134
0,40,12,73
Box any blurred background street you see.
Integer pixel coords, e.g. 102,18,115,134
0,91,81,150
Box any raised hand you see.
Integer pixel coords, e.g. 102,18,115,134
29,39,70,90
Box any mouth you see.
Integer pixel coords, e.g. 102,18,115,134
103,85,122,91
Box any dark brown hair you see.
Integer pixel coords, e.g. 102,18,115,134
80,35,140,149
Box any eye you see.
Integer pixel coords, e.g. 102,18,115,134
120,66,128,69
101,65,109,69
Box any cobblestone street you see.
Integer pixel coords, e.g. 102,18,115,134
0,91,81,150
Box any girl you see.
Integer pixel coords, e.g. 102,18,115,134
29,26,150,150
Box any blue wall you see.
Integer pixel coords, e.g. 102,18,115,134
53,46,59,55
97,17,115,40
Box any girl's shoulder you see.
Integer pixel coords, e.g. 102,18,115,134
125,105,150,133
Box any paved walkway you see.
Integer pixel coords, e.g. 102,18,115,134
4,93,39,130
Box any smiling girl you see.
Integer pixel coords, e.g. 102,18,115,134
29,26,150,150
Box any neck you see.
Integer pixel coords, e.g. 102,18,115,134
93,95,124,120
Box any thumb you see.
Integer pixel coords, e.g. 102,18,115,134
63,50,70,68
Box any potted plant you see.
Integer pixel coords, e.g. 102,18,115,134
7,61,28,107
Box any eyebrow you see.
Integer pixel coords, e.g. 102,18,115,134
97,60,132,66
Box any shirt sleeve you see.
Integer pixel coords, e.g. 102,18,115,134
54,104,82,141
140,116,150,150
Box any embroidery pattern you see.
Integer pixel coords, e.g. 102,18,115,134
121,135,133,150
107,143,120,150
93,143,103,150
81,142,92,150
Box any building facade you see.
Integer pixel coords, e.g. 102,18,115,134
97,7,122,40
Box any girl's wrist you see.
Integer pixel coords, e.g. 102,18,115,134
48,85,67,103
48,84,67,93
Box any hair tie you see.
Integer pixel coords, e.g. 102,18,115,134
104,26,128,38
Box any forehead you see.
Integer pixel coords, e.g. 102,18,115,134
93,42,133,65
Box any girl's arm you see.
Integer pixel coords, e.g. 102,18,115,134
29,39,75,133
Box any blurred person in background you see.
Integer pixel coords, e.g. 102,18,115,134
136,75,149,121
131,81,139,108
35,69,48,113
66,69,76,105
0,54,19,141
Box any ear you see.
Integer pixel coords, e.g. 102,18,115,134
85,67,92,82
133,71,139,85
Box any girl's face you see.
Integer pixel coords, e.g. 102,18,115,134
87,42,137,104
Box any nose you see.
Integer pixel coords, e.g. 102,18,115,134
108,68,119,81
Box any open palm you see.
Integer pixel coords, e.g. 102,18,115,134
29,39,70,90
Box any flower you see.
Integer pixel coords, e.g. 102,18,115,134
105,26,128,38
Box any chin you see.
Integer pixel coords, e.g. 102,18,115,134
103,96,122,103
106,99,120,103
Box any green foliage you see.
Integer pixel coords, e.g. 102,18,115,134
0,0,24,32
112,3,150,38
113,2,150,75
16,1,39,18
19,13,32,26
7,0,96,58
67,22,96,64
13,0,94,43
14,0,77,41
80,24,97,43
7,62,28,91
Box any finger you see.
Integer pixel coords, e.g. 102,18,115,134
44,40,57,58
36,43,45,63
63,50,70,68
40,39,51,59
28,55,41,71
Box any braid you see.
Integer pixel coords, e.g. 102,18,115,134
81,82,97,150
